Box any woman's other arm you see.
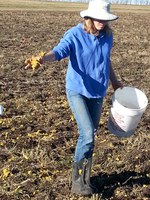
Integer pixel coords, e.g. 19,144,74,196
109,61,123,91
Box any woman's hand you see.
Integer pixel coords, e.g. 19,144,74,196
112,80,123,91
25,51,45,70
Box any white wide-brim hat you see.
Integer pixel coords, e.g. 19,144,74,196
80,0,118,21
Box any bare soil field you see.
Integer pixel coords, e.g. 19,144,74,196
0,1,150,200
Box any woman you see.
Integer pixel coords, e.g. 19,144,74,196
25,0,123,196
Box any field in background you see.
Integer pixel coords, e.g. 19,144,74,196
0,1,150,200
0,0,150,12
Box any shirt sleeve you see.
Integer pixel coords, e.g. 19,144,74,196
52,30,73,61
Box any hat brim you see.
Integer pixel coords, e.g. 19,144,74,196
80,10,118,21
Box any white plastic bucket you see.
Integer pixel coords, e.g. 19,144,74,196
0,105,4,116
107,87,148,137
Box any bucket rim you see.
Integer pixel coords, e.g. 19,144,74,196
113,86,148,111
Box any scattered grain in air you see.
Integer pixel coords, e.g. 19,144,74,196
107,156,111,160
100,119,104,125
62,100,68,108
116,157,120,161
100,139,106,143
11,127,15,131
109,142,114,148
28,171,32,175
147,174,150,177
143,184,148,188
28,133,34,137
2,167,10,178
45,176,52,181
14,186,21,192
27,131,39,138
40,162,44,168
51,129,57,133
93,153,96,157
36,130,41,134
8,156,15,162
106,111,109,115
70,115,74,121
116,190,120,194
135,156,139,159
4,132,8,138
22,153,29,160
11,139,16,143
0,142,4,146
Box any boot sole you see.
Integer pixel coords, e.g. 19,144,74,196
71,188,92,196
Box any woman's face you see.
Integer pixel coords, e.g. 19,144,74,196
93,19,108,31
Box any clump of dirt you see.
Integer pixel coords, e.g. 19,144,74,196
0,10,150,200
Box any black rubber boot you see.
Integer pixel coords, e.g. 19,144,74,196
84,157,98,193
71,158,93,195
84,157,92,185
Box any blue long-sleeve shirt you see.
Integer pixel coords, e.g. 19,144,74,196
52,23,113,98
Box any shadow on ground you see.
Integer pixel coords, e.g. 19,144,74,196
91,171,150,199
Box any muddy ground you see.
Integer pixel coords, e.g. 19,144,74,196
0,8,150,200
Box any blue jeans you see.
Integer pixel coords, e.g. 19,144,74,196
66,89,103,162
